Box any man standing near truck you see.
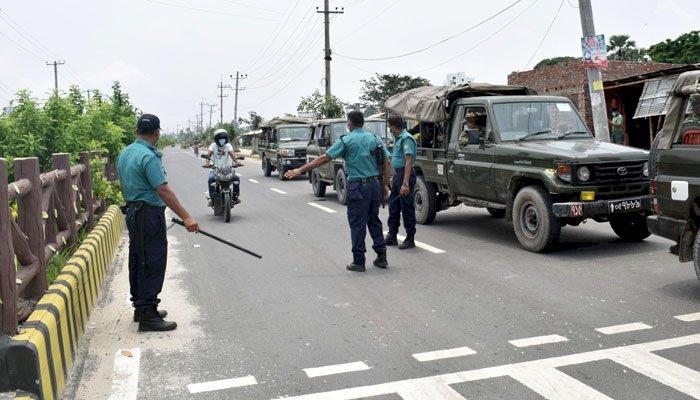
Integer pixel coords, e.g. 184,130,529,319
385,116,417,249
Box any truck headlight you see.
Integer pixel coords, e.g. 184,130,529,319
557,163,572,182
281,149,295,157
577,166,591,182
643,162,649,177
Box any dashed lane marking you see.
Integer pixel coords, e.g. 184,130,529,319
307,202,338,213
108,348,140,400
187,375,258,394
595,322,653,335
508,334,569,348
272,334,700,400
385,232,446,254
270,188,287,194
303,361,371,378
412,346,477,362
248,179,259,184
675,312,700,322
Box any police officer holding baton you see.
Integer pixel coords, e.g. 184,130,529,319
117,114,199,332
285,111,391,272
384,116,417,249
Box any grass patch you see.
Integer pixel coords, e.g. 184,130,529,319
46,227,88,284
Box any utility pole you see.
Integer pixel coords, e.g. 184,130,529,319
83,89,91,103
231,72,247,126
316,1,344,102
199,99,206,133
217,76,231,125
46,60,66,91
578,0,610,142
207,103,217,128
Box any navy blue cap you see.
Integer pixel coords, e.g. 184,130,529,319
137,114,161,132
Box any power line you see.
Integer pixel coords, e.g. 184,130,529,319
0,29,45,61
335,0,401,45
523,0,565,69
216,0,307,17
334,0,523,61
144,0,312,23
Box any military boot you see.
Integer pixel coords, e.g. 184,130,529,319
346,263,366,272
133,308,168,322
138,306,177,332
373,250,388,269
385,232,398,246
399,236,416,250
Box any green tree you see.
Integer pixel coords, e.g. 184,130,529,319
67,85,86,115
648,31,700,64
297,90,346,119
359,74,431,110
43,90,78,161
534,56,579,69
2,90,49,161
607,34,648,61
239,111,263,130
109,81,137,145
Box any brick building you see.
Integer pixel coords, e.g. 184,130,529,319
507,60,681,147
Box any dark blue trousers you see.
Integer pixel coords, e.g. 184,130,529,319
346,179,386,265
388,168,416,237
125,203,168,308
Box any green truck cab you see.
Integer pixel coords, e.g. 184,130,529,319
647,70,700,280
258,117,312,181
386,84,652,252
306,117,389,204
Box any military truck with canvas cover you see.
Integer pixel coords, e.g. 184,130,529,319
385,83,653,252
258,116,312,180
306,117,389,204
647,70,700,280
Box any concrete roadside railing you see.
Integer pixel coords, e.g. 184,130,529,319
0,205,124,400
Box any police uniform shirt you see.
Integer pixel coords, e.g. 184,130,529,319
325,128,391,181
391,129,417,169
117,139,168,207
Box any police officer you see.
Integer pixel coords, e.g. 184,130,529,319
285,111,391,272
385,116,417,249
117,114,199,332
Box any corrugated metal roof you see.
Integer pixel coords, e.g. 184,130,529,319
633,76,677,119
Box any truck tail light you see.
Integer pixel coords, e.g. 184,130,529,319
683,129,700,145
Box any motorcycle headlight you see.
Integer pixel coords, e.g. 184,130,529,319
643,162,649,177
577,166,591,182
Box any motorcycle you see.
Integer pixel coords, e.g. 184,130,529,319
194,145,199,156
201,154,244,223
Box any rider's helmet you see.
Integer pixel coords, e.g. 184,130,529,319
214,128,230,147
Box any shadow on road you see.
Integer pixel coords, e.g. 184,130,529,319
656,279,700,304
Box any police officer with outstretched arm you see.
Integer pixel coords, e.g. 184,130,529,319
385,116,417,249
117,114,199,332
285,111,391,272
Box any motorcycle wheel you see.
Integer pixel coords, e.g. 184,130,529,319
224,192,232,223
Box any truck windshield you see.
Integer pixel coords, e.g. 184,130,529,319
493,102,590,142
332,122,389,142
278,127,309,142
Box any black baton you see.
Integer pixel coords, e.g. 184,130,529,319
171,218,263,259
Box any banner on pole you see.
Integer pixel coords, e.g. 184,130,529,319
581,35,607,69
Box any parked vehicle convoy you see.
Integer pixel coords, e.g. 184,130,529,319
647,71,700,280
257,117,312,180
385,83,652,252
306,117,389,204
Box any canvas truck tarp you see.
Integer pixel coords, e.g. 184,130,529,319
261,116,312,128
384,83,534,123
657,70,700,150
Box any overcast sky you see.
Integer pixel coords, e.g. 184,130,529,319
0,0,697,132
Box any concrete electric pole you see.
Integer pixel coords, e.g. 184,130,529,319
231,72,247,126
578,0,610,142
46,60,66,91
199,99,206,133
316,1,344,102
217,77,231,125
207,103,217,129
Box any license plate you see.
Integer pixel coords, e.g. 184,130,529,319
608,199,642,213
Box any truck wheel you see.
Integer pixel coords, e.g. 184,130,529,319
512,186,561,252
487,207,506,218
694,232,700,283
609,214,651,242
262,156,272,177
312,171,327,197
415,176,437,225
649,133,661,178
335,169,348,205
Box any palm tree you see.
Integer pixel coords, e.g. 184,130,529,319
607,34,640,60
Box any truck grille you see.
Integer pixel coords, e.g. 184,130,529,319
590,162,646,184
296,149,307,158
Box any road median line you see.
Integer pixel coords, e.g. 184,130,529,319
307,202,338,213
303,361,371,378
385,232,446,254
595,322,653,335
187,375,258,394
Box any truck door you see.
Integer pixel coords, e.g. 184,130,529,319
448,105,496,201
318,124,333,180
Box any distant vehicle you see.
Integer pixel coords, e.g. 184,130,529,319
386,83,652,252
647,70,700,280
257,117,312,181
306,117,389,204
201,153,244,223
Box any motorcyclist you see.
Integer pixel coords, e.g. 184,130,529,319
204,129,242,204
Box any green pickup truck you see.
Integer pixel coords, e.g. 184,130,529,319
647,70,700,280
258,117,312,181
306,117,389,204
386,84,652,252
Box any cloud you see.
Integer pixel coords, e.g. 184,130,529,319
655,0,693,21
82,60,149,87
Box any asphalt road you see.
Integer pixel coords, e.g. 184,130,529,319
68,147,700,400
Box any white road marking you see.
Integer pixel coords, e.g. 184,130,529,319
508,334,569,348
270,188,287,194
272,334,700,400
108,348,140,400
187,375,258,394
412,346,477,362
385,232,446,254
308,202,338,214
304,361,371,378
675,312,700,322
248,179,259,184
595,322,653,335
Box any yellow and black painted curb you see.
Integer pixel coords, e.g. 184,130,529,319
0,205,124,400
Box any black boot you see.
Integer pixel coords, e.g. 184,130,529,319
346,263,366,272
133,308,168,322
138,306,177,332
385,232,398,246
399,236,416,250
373,250,388,269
